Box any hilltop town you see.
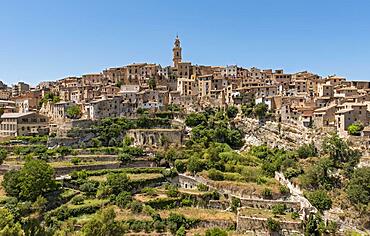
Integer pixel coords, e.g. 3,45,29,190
0,37,369,236
0,36,369,142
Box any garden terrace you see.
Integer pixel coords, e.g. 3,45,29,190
89,173,164,183
159,207,236,222
239,207,300,222
197,174,284,199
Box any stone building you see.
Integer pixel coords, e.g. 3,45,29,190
12,82,30,97
335,102,369,134
0,112,48,136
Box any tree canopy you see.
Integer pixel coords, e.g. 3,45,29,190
2,159,58,201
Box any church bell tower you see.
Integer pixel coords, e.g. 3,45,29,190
172,35,182,67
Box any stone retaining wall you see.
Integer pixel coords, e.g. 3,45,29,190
237,215,303,236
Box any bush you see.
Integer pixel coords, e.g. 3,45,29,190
79,181,98,196
166,184,179,197
141,187,157,196
71,195,85,205
297,142,317,158
261,188,273,199
205,227,228,236
279,185,290,195
116,191,132,208
176,225,186,236
208,169,224,181
231,197,241,212
118,153,132,163
291,212,300,220
71,157,81,165
272,204,286,215
267,218,280,232
197,183,209,192
347,122,364,136
130,201,143,213
146,198,180,209
306,190,332,211
175,160,186,173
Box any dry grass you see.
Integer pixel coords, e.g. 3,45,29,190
134,193,169,202
0,175,6,197
88,173,163,182
159,207,236,221
113,206,152,221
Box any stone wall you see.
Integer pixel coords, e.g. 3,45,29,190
237,214,303,236
196,219,235,229
126,129,183,147
240,198,300,212
176,174,301,212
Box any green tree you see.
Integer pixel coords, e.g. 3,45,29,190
272,204,287,215
187,156,204,175
306,190,332,212
175,160,186,173
253,103,268,120
207,168,224,181
305,214,320,236
267,218,281,232
0,147,7,165
185,113,207,127
66,105,82,119
106,173,131,195
226,106,238,119
82,207,124,236
148,78,156,90
297,142,317,159
346,167,370,205
347,122,364,136
2,159,57,201
300,157,334,190
322,133,360,168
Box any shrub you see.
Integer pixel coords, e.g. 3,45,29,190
231,197,241,212
79,181,98,196
267,218,280,232
261,188,273,199
71,195,85,205
141,187,157,196
306,190,332,211
71,157,81,165
146,198,180,209
279,185,290,195
197,183,209,192
291,212,300,220
166,184,179,198
130,201,143,213
297,142,317,159
175,160,186,173
205,227,228,236
272,204,287,215
118,153,132,163
208,169,224,181
347,122,364,136
115,191,132,208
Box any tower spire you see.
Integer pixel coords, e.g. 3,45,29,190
172,35,182,67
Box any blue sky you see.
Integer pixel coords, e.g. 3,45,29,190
0,0,369,86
